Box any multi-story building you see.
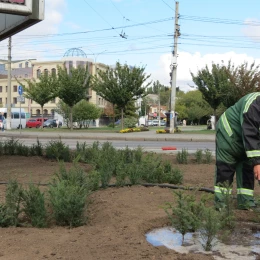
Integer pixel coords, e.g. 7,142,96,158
0,48,107,121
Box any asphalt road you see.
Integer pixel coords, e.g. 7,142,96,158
10,138,215,154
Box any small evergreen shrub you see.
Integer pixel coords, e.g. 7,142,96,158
48,180,88,227
45,139,71,162
0,204,13,227
86,170,100,191
5,179,23,226
123,117,138,128
176,148,189,164
22,183,47,228
204,149,213,164
29,139,43,156
195,149,203,164
3,138,20,155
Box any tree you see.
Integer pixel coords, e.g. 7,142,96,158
18,73,58,128
55,100,101,128
176,90,212,124
73,100,101,128
92,62,151,129
191,63,229,128
57,64,91,130
221,61,260,107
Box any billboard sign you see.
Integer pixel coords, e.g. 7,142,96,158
0,0,32,15
0,0,44,41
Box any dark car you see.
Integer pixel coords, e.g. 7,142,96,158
43,119,62,128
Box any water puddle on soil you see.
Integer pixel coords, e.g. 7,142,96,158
146,226,260,260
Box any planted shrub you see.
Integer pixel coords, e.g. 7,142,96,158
164,190,198,244
199,207,221,251
29,138,43,156
0,204,13,227
195,149,203,164
45,139,71,162
126,162,142,185
123,117,138,128
3,138,20,155
115,162,128,187
86,170,100,191
5,179,23,226
204,149,213,164
48,180,88,227
176,148,188,164
163,161,183,184
16,143,30,157
22,183,47,228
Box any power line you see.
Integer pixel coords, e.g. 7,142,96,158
161,0,174,11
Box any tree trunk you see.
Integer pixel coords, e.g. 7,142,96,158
121,108,124,130
70,106,73,131
41,106,44,130
113,104,115,128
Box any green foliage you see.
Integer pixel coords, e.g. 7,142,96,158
45,139,71,162
5,179,23,226
48,180,88,227
191,63,226,113
0,204,13,227
92,62,151,129
164,190,199,244
204,149,213,164
221,61,260,107
22,183,47,228
57,64,91,130
176,149,189,164
123,117,138,128
53,160,88,189
217,182,236,230
18,73,58,126
199,207,222,251
3,138,20,155
163,163,183,184
29,138,44,156
195,149,203,164
86,170,100,191
72,99,101,128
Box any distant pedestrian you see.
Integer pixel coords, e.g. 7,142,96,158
0,113,5,132
56,119,59,128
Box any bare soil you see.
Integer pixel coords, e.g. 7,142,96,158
0,155,259,260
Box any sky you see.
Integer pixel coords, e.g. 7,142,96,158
0,0,260,91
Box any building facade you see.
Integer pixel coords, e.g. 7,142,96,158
0,57,107,119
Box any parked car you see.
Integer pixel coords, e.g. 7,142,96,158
159,121,166,126
147,120,153,126
43,119,62,128
26,118,48,128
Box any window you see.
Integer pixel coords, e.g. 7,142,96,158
12,112,19,119
13,85,17,92
19,63,22,68
6,86,7,92
43,109,48,115
0,98,2,104
51,109,54,116
37,69,41,78
21,113,25,119
36,109,40,115
25,62,29,68
44,69,48,75
51,68,56,76
13,97,17,104
0,86,2,92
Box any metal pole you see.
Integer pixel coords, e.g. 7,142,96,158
169,1,179,133
19,100,21,134
7,37,12,130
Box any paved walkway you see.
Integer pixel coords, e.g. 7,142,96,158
0,128,215,142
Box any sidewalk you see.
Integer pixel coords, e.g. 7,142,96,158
0,129,216,142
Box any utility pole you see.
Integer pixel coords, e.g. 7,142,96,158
169,1,180,133
7,37,12,130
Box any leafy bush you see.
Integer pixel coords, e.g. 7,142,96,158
204,149,213,164
123,117,138,128
3,138,20,155
163,161,183,184
45,139,71,162
22,183,47,228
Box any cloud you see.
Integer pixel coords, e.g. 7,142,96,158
151,51,260,92
242,18,260,42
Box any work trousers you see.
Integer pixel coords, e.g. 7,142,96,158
214,120,255,209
